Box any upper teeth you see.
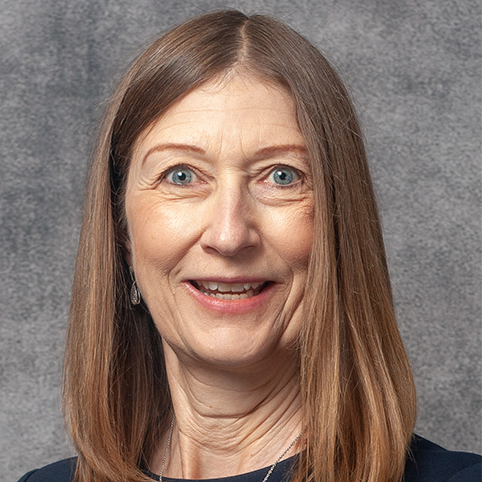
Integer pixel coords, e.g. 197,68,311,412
197,281,263,293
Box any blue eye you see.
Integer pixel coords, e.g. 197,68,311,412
167,168,193,185
271,167,297,185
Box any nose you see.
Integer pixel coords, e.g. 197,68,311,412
200,186,260,257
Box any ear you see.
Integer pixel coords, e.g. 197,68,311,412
124,240,132,266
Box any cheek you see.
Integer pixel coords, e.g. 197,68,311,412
268,205,314,270
126,197,199,270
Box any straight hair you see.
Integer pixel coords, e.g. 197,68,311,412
64,10,417,482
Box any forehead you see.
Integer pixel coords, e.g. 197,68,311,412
175,72,294,111
134,73,304,154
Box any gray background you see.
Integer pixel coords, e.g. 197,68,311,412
0,0,480,480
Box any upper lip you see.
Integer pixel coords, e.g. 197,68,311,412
188,277,270,284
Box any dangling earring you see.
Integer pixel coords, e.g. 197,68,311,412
129,266,141,305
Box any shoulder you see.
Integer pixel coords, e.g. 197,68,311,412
17,458,77,482
404,435,481,482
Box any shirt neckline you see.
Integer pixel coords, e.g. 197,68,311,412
144,455,296,481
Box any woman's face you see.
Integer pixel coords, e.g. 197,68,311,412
125,74,314,370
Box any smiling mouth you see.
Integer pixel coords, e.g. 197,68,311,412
190,281,270,300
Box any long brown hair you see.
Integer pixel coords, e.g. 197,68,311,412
64,10,416,482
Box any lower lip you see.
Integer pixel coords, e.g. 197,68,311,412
184,282,274,314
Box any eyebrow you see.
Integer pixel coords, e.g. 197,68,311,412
142,143,205,166
253,145,308,159
141,143,308,166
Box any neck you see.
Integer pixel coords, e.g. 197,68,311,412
150,342,303,479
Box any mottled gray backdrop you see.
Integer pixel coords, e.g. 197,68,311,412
1,0,480,480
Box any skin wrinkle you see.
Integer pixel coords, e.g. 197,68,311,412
157,339,303,474
164,358,303,473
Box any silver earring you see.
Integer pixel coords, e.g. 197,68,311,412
129,266,141,305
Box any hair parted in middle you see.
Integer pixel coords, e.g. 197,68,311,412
64,10,416,482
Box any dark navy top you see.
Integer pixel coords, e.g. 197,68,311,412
17,435,481,482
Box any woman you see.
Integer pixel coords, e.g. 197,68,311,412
19,10,481,482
